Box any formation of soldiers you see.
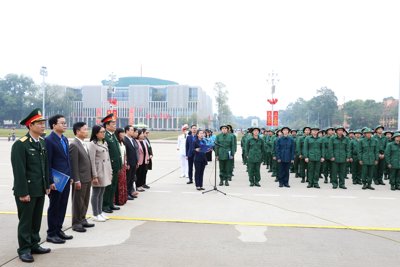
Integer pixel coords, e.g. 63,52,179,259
240,125,400,191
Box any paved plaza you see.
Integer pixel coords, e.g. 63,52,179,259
1,139,400,266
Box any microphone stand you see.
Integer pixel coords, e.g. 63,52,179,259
203,142,226,195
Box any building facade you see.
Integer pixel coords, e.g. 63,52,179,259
70,77,213,130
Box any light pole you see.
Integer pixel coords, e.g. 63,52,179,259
266,71,279,127
40,66,48,118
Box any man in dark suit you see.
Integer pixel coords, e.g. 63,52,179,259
45,114,73,244
69,122,94,232
102,114,122,213
185,125,197,184
123,125,139,200
11,108,51,263
143,128,153,189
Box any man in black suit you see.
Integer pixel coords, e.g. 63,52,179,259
69,122,95,232
45,114,73,244
123,125,139,200
185,125,197,184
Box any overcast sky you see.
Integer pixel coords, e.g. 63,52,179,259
1,0,399,118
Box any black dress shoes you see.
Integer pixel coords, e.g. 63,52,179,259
110,206,120,211
127,195,134,200
142,185,150,189
19,253,34,263
187,181,193,184
82,221,95,228
46,235,66,244
72,225,87,232
102,208,113,213
58,231,73,240
31,246,51,254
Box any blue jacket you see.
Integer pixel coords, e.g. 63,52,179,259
194,139,209,163
185,133,197,158
276,136,295,163
45,131,71,184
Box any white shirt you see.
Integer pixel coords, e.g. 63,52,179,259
177,133,187,156
75,137,88,154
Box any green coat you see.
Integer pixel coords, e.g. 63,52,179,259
296,135,307,157
373,134,387,154
215,133,235,160
303,136,325,161
246,137,265,163
327,135,350,163
358,137,378,165
11,133,50,197
385,141,400,168
350,138,361,161
105,131,122,173
230,133,237,154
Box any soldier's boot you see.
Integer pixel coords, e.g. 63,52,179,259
396,185,400,190
219,180,224,186
367,183,375,190
373,179,379,185
391,185,396,191
339,185,347,189
301,177,305,183
384,174,388,180
362,184,367,190
272,173,276,177
224,180,229,186
250,183,254,187
307,183,312,188
314,184,320,189
295,173,299,178
379,180,386,185
324,176,328,184
228,177,232,181
255,182,261,187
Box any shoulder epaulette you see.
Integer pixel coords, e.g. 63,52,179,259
19,136,28,142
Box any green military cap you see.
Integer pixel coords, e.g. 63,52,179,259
363,127,374,134
303,126,311,132
325,126,334,131
291,129,298,133
375,125,384,132
101,113,116,124
318,129,325,134
384,130,393,136
227,124,233,131
20,108,47,126
335,126,346,132
392,132,400,138
251,127,261,133
280,126,291,132
354,129,362,134
348,129,355,134
220,125,229,130
310,126,320,131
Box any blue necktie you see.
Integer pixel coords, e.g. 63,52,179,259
60,137,68,155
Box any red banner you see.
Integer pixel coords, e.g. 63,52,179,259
96,108,102,124
273,111,279,126
267,111,272,126
129,108,134,125
106,109,118,119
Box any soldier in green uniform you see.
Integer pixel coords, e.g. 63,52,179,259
246,127,265,186
290,129,299,176
322,127,334,183
215,125,235,186
227,125,237,180
328,126,350,189
303,127,325,188
358,128,378,190
240,129,248,165
266,129,274,173
11,108,51,263
101,114,122,213
297,126,311,183
349,129,363,185
373,125,387,185
384,131,393,180
271,128,281,179
385,132,400,190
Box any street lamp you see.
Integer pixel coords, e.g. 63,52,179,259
266,71,279,127
40,66,48,118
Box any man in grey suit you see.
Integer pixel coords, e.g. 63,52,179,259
69,122,94,232
124,125,139,200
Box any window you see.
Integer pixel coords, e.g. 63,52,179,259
108,87,129,101
149,87,167,101
189,87,198,101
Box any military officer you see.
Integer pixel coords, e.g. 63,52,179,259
215,125,235,186
322,127,334,184
373,125,387,185
11,108,51,263
328,126,350,189
384,130,393,180
240,129,248,165
303,127,325,188
266,129,275,173
246,127,265,186
349,129,363,185
290,129,299,176
227,125,237,180
358,128,378,190
384,132,400,190
297,126,311,183
101,114,122,213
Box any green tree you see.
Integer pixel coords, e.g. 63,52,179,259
214,82,232,126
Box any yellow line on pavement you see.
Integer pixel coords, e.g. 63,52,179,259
1,211,399,232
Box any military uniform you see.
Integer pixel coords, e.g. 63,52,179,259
373,126,387,185
290,130,299,176
327,127,350,189
384,133,400,190
349,130,362,185
322,127,334,183
215,126,235,186
246,128,264,186
101,114,122,212
227,125,237,180
11,109,50,262
358,128,378,190
303,129,325,188
296,127,310,183
384,131,393,180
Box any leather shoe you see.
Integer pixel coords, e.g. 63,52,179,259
279,184,283,188
187,181,193,184
142,185,150,189
284,184,290,188
58,231,73,240
72,226,87,233
46,235,66,244
31,246,51,254
82,222,95,228
379,181,386,185
339,186,347,189
127,195,134,200
102,208,113,213
19,253,34,263
314,184,320,189
110,206,120,211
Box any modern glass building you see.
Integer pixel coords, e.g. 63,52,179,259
70,77,213,130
